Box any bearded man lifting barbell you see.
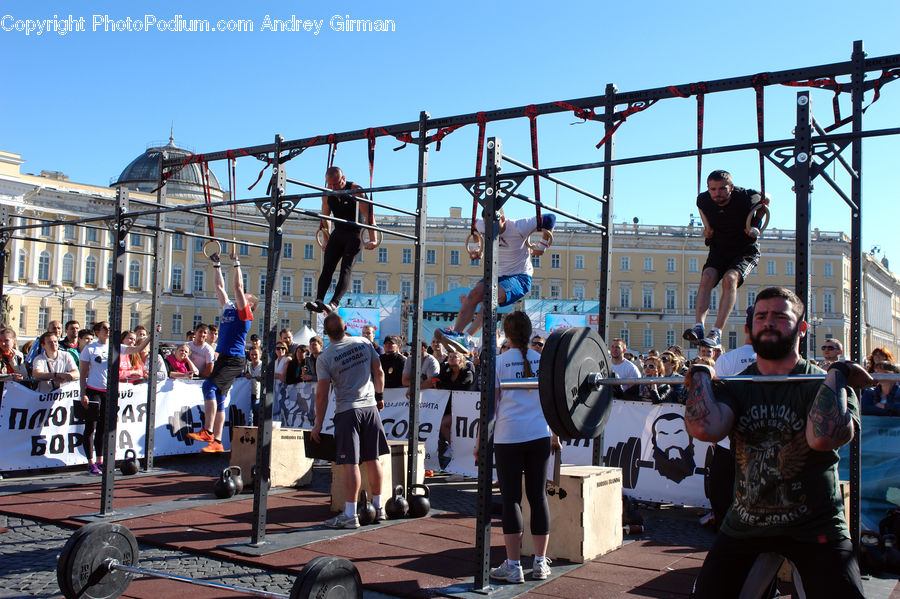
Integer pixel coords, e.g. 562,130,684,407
684,286,866,598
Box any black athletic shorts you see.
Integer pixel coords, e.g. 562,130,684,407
703,244,759,287
208,355,246,397
333,405,389,465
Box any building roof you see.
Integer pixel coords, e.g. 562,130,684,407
112,136,222,200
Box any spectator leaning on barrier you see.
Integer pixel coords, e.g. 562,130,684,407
74,329,95,366
609,338,641,394
380,335,406,389
866,347,894,374
402,341,440,395
819,338,843,369
243,346,264,425
187,324,215,378
25,319,63,366
861,361,900,416
31,331,79,393
303,336,323,383
60,320,80,351
0,328,27,380
165,344,198,379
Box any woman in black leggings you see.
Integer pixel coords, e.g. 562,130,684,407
489,311,561,584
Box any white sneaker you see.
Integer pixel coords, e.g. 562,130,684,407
490,560,524,584
374,507,386,523
324,513,360,529
532,557,552,580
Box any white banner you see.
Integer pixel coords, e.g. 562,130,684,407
0,378,252,471
443,394,713,508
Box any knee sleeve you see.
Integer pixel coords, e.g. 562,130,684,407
215,393,227,411
201,378,218,402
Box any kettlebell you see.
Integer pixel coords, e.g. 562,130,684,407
385,485,409,519
407,483,431,518
214,467,237,499
860,530,886,575
357,490,377,525
229,466,244,494
119,449,139,476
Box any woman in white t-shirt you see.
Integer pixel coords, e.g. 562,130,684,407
488,311,560,584
32,332,79,393
78,321,150,474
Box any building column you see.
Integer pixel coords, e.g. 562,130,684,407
51,225,63,286
9,217,22,283
163,233,173,293
75,225,87,288
184,238,194,295
143,253,153,292
99,229,109,289
28,220,39,285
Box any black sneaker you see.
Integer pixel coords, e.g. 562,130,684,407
682,324,704,345
305,300,324,313
319,300,337,314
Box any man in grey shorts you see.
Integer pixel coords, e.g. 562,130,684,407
312,312,389,529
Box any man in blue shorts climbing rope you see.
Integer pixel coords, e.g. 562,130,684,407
188,248,258,453
436,210,555,353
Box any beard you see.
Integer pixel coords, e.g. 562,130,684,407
751,322,801,360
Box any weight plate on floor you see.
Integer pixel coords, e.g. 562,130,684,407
550,327,615,439
59,522,138,599
291,556,362,599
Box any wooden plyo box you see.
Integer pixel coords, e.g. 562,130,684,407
330,452,393,511
521,465,623,563
387,440,426,492
230,426,314,489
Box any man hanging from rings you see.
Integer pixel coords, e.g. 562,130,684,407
435,209,555,354
305,166,377,315
683,169,770,348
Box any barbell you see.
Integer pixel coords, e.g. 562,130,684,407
501,327,895,440
57,521,361,599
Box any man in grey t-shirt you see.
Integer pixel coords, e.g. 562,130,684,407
313,313,389,529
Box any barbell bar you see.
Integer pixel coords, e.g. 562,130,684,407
501,372,900,390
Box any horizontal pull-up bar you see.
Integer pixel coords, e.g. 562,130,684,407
508,192,607,234
501,155,607,204
134,224,269,249
126,197,270,230
289,208,418,242
284,178,419,218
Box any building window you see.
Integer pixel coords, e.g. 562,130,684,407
172,232,184,251
666,330,675,348
129,260,141,289
688,289,698,311
746,290,757,308
766,260,776,275
550,284,561,299
85,309,97,328
38,251,51,282
376,279,388,294
18,306,25,331
728,331,738,350
642,288,653,309
193,269,205,293
824,262,833,277
171,265,183,292
242,272,248,291
573,285,585,299
238,242,249,256
643,329,653,349
107,259,114,287
378,248,389,263
172,313,182,335
193,315,203,330
282,243,293,259
303,276,314,297
402,248,412,264
62,254,75,283
194,237,204,253
351,279,362,294
85,256,97,286
688,257,698,273
667,257,676,272
529,282,542,299
823,293,834,313
471,256,480,266
261,246,268,257
259,274,266,296
786,260,795,276
328,277,337,294
643,257,653,271
531,255,541,268
86,228,98,243
426,249,436,265
281,275,292,298
130,234,141,248
620,288,631,308
620,256,630,271
449,250,459,266
17,249,27,280
129,312,141,331
38,307,50,330
64,223,76,240
304,243,314,260
620,329,630,347
666,289,676,310
280,318,291,332
575,255,584,270
425,281,436,297
401,280,411,298
710,290,718,311
551,253,561,269
40,225,51,237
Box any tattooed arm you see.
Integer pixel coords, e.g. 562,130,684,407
807,363,865,451
683,365,735,443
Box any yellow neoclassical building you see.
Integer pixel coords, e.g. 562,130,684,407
2,145,899,360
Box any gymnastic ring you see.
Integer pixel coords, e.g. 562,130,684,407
526,228,554,252
315,227,330,251
202,239,222,260
745,201,770,238
465,231,483,259
361,228,383,249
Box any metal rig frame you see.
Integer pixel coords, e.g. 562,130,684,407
1,39,898,593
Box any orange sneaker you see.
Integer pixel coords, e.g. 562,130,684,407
201,440,224,453
188,429,214,443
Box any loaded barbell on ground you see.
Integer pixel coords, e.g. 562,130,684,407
503,327,895,440
57,521,362,599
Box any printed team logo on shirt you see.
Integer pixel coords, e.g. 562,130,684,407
734,429,810,525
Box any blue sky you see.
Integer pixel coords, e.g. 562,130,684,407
2,1,898,269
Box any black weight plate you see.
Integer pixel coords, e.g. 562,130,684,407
552,327,615,439
292,556,362,599
622,437,641,489
57,523,101,599
609,441,624,469
63,522,138,599
538,328,569,439
703,445,715,499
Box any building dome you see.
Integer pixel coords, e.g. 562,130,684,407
112,136,223,201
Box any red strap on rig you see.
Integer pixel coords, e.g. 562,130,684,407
247,155,271,191
226,152,237,218
198,156,215,238
752,73,768,202
595,99,658,150
327,134,338,168
525,105,543,230
552,101,600,122
378,127,416,151
695,82,707,194
365,128,377,191
471,112,487,234
430,124,466,151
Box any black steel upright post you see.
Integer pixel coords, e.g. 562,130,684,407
144,155,167,471
793,91,812,359
848,39,866,552
0,205,8,413
473,137,502,592
100,188,129,516
407,111,429,491
250,135,286,545
594,83,617,467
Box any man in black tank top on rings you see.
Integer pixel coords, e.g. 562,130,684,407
306,166,377,314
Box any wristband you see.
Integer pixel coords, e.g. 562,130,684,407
375,392,384,402
827,361,851,379
232,261,241,268
212,263,221,269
